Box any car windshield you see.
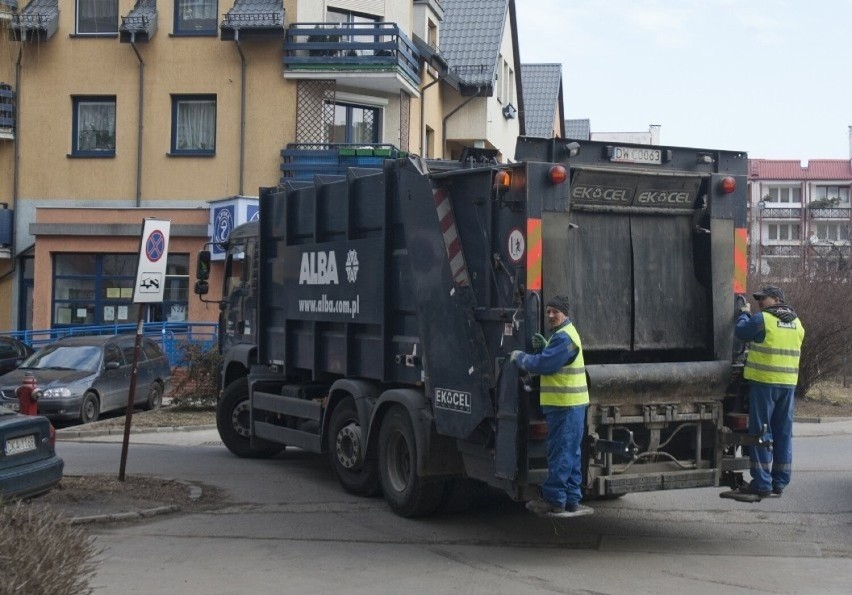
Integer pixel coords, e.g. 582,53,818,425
20,345,102,372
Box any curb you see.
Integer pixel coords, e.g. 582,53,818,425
63,478,203,525
57,424,216,441
794,416,852,424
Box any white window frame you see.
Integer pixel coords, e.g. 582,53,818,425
76,0,119,35
767,223,800,242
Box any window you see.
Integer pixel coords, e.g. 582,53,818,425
814,223,849,242
171,95,216,155
72,96,116,156
764,186,801,203
148,255,191,323
77,0,118,34
327,102,379,144
327,8,380,54
52,254,189,327
767,223,800,241
175,0,218,35
814,185,850,204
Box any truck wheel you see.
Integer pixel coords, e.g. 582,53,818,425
378,406,444,517
142,382,163,411
217,377,284,459
79,392,99,424
327,397,380,496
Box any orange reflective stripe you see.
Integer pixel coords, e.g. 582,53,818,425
527,218,542,290
734,227,747,294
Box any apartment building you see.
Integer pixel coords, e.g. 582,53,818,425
748,139,852,281
0,0,532,333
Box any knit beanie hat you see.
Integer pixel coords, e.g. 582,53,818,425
545,295,571,316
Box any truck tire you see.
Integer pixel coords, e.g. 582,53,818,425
217,377,284,459
378,406,444,517
327,397,380,496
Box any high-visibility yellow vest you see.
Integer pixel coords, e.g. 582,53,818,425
744,311,805,386
539,323,589,407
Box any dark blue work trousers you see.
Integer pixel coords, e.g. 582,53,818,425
748,381,795,492
541,404,587,507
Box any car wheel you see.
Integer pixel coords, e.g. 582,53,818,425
217,377,284,459
79,392,99,424
143,382,163,411
378,405,444,517
327,396,380,496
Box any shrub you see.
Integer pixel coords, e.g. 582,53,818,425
169,342,221,410
0,499,100,595
757,264,852,398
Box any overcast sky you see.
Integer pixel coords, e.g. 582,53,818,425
515,0,852,161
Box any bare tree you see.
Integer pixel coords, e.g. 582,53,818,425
776,243,852,397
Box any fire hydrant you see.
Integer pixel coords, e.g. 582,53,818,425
15,372,40,416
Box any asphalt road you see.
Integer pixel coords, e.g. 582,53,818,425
58,425,852,594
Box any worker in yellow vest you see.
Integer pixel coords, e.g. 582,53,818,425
734,285,805,499
510,295,592,517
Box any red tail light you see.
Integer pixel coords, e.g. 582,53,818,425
529,421,549,441
48,423,56,448
549,165,567,184
720,176,737,194
726,413,749,431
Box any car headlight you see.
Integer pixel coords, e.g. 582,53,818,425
40,387,73,399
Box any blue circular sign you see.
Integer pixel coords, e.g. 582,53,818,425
146,230,165,262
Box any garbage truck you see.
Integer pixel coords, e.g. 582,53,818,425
195,137,752,517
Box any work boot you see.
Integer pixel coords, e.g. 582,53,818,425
771,487,783,497
738,483,771,498
525,498,564,515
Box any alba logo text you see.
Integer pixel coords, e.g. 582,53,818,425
300,251,339,285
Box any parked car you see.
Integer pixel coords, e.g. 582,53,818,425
0,405,64,499
0,334,172,424
0,336,34,376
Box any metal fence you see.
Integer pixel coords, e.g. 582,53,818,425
2,322,218,368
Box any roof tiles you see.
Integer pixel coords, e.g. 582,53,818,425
748,159,852,181
441,0,509,89
520,64,562,138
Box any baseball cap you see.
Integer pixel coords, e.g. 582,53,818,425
752,285,784,302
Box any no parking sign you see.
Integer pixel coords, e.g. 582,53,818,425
133,218,171,303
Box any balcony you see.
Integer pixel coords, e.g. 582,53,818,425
280,143,405,183
761,245,802,257
808,206,851,219
758,205,801,219
283,22,420,96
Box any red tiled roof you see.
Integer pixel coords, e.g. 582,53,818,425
749,159,852,181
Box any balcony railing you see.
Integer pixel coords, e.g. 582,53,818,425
283,22,420,90
808,206,851,219
761,245,802,257
759,206,801,219
280,143,405,183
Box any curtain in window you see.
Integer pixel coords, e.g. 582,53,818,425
177,101,215,150
78,102,116,151
179,0,217,30
78,0,118,33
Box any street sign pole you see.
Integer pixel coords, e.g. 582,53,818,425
119,305,146,481
119,218,171,481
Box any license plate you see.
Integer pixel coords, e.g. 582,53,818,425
5,434,37,456
610,146,662,165
6,402,19,412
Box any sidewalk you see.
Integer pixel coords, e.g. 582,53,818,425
55,417,852,445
